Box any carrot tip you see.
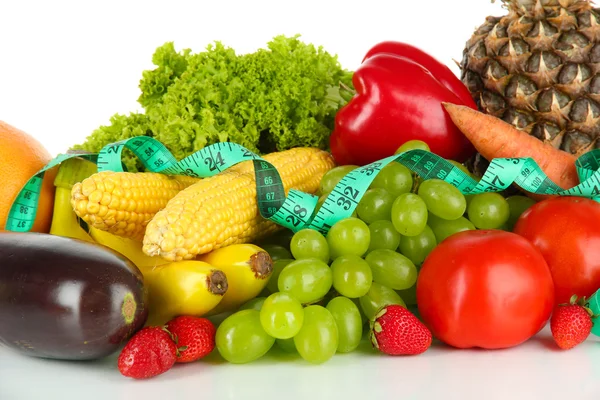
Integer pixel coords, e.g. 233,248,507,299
442,102,457,107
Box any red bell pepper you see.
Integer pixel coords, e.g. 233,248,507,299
362,42,477,108
330,41,478,166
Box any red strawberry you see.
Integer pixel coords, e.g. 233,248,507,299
550,295,595,350
370,305,432,355
166,316,216,363
117,326,178,379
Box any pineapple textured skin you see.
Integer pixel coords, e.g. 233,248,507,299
461,0,600,157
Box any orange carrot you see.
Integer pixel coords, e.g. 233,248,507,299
443,103,579,192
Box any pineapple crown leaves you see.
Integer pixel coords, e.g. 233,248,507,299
494,0,595,15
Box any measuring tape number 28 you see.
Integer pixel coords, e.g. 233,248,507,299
6,135,600,235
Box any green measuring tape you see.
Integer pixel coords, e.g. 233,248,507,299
4,152,98,232
6,136,600,235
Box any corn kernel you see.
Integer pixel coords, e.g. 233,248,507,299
80,181,96,196
86,202,100,214
142,148,335,261
97,205,109,218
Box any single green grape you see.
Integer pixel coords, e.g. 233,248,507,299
368,220,401,253
370,163,413,197
398,225,437,265
418,179,466,220
428,213,475,243
290,229,329,263
266,258,294,294
391,193,428,236
239,297,267,311
293,305,339,364
365,249,417,290
467,193,510,229
260,244,292,262
320,165,358,194
216,310,275,364
276,337,297,353
278,258,333,304
359,282,406,321
326,296,363,353
330,255,373,298
395,140,430,154
505,195,537,231
356,188,394,224
259,292,305,339
327,217,371,258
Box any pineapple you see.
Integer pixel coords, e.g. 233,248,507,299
461,0,600,173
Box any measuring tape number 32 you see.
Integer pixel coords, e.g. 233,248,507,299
6,136,600,235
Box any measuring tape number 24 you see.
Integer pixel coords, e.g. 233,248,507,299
6,136,600,235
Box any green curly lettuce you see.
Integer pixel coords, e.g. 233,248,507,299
138,42,192,109
74,35,353,171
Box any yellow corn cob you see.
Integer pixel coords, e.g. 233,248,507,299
71,172,201,241
143,147,336,261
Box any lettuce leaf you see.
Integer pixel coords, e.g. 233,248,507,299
75,35,353,171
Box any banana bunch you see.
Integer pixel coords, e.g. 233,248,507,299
49,157,273,325
143,244,272,326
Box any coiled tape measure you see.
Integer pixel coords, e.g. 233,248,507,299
6,135,600,234
7,136,600,333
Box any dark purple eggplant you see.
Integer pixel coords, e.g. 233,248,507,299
0,232,148,360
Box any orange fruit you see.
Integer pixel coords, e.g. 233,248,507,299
0,120,57,233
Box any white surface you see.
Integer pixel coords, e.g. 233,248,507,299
1,325,600,400
4,2,600,399
0,0,504,156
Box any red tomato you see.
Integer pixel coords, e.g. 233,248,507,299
416,230,554,349
514,196,600,305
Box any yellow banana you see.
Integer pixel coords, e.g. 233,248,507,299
143,261,229,326
198,244,273,315
49,157,97,243
89,227,169,269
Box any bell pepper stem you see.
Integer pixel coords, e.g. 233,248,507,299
324,81,356,109
339,81,357,102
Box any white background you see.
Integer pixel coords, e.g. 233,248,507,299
0,0,503,156
4,3,600,399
